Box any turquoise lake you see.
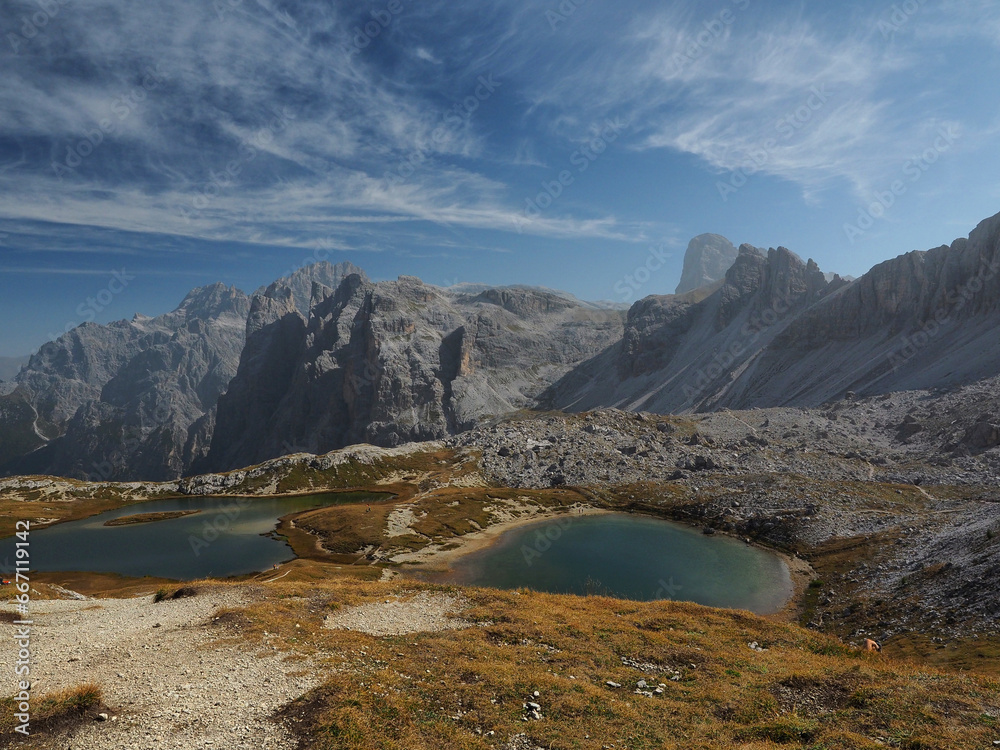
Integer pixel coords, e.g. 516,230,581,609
1,491,386,580
445,513,793,613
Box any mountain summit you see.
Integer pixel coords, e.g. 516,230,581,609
544,209,1000,412
674,233,739,294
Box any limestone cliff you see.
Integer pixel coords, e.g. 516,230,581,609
203,275,625,471
674,233,739,294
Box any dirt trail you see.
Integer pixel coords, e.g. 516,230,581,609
1,587,319,749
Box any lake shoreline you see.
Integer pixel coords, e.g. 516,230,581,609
6,492,387,581
103,509,202,526
12,483,812,620
391,504,613,573
395,506,807,617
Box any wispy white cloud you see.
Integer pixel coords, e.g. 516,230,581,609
0,266,209,277
414,47,441,64
1,0,997,259
636,21,903,196
913,0,1000,46
0,0,640,251
505,4,998,199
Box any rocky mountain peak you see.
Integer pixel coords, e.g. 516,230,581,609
247,283,300,337
256,261,369,315
714,245,833,330
309,282,334,310
8,209,1000,482
203,272,625,472
761,246,820,304
675,233,739,294
176,282,248,320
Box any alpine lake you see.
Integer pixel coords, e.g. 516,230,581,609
6,497,792,612
442,513,793,614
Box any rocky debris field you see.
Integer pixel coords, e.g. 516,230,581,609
0,440,444,506
456,378,1000,491
3,375,999,669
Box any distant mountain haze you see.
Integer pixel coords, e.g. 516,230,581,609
253,261,368,316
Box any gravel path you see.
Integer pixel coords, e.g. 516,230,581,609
1,587,320,749
323,592,470,636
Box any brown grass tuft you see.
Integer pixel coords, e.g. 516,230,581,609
0,682,104,747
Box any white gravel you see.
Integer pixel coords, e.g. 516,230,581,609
384,505,421,537
1,587,320,749
323,592,470,636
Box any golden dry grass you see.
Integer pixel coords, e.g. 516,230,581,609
216,578,1000,750
0,494,129,539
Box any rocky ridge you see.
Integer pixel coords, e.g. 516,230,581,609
4,210,1000,488
0,264,624,481
545,209,1000,414
542,243,846,413
253,260,367,316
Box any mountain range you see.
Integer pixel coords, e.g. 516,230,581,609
543,210,1000,413
2,209,999,481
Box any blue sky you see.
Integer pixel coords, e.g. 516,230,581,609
1,0,999,357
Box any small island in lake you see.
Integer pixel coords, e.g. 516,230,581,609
103,510,202,527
